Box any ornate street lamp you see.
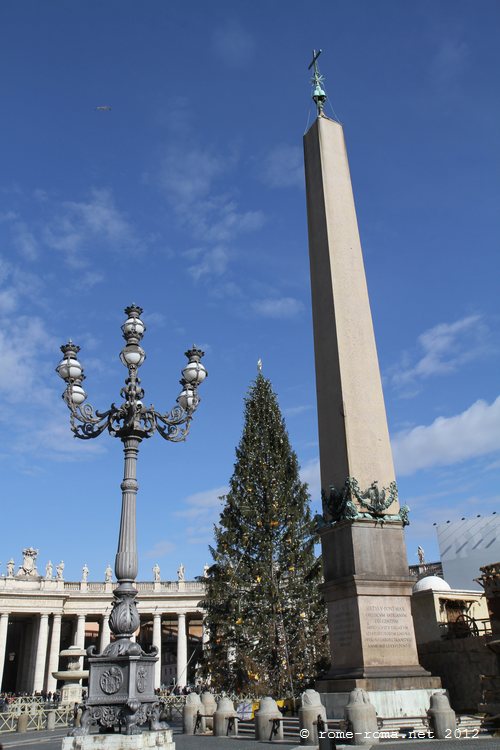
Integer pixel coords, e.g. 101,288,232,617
56,304,207,735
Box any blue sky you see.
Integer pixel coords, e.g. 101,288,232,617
1,1,499,584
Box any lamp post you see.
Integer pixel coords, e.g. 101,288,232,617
56,304,206,735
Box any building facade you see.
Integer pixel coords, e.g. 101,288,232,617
0,550,206,695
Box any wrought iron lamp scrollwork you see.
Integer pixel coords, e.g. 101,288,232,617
57,304,206,444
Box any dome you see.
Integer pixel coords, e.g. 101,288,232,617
413,575,451,593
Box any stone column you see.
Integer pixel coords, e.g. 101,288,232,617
99,614,110,653
75,614,86,682
75,614,85,649
0,612,9,692
45,614,62,693
153,613,162,690
202,619,209,648
176,613,187,688
33,613,49,693
23,619,38,693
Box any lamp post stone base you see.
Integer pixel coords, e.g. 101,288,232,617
71,651,164,736
62,729,175,749
87,652,157,707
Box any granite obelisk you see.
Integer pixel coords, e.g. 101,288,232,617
303,53,440,714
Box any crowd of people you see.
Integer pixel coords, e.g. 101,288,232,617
157,682,210,697
0,690,63,711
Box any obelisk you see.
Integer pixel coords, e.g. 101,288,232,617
303,52,440,715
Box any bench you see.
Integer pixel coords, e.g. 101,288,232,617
193,711,214,735
269,716,287,741
225,715,238,736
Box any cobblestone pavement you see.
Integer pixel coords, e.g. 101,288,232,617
0,727,498,750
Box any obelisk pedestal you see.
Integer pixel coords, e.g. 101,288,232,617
303,111,441,719
317,520,441,718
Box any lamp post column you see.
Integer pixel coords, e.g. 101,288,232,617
108,436,141,645
115,437,140,584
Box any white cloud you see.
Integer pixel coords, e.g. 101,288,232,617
392,395,500,476
188,245,229,281
390,315,489,389
174,485,227,546
44,188,142,268
146,311,167,328
207,281,242,299
175,485,227,519
186,525,218,546
161,146,264,280
0,270,108,464
300,457,321,503
13,221,39,260
159,96,191,135
0,261,44,312
252,296,304,319
81,270,104,287
0,288,17,313
0,210,18,223
260,145,304,189
431,36,468,88
162,149,225,207
202,204,264,244
211,21,255,68
22,415,106,462
284,404,313,418
0,316,56,405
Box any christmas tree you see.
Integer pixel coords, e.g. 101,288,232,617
201,371,329,696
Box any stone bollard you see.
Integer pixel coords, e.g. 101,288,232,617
46,709,56,730
16,711,29,733
201,691,217,731
214,696,238,737
427,692,456,739
183,692,202,734
344,688,378,746
299,689,327,746
254,696,283,741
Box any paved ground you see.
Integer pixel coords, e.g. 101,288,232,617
0,727,498,750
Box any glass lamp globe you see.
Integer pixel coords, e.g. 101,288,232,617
70,384,87,405
122,316,145,338
120,345,146,368
182,361,207,385
177,387,197,411
57,356,83,382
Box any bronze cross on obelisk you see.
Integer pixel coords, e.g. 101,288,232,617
308,49,322,75
308,49,327,115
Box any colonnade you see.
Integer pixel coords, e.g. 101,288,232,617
0,610,194,694
0,613,8,693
